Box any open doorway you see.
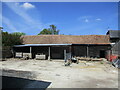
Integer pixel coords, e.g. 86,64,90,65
100,50,105,58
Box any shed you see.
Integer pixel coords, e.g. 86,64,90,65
106,30,120,43
13,35,111,59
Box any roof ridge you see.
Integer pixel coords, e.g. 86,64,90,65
23,35,109,37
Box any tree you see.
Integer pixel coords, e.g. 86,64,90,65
0,27,3,30
38,25,60,35
38,29,52,35
11,32,26,36
2,31,24,46
2,29,25,58
49,25,59,35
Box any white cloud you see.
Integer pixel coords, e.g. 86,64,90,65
1,15,19,32
78,16,92,21
15,2,19,6
78,16,102,23
3,3,59,35
96,18,102,21
3,2,44,34
21,2,35,9
78,16,91,23
85,19,89,22
5,3,42,28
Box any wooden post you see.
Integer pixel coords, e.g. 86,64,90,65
30,47,32,58
64,50,66,62
87,45,89,57
30,47,32,53
69,46,72,59
108,50,111,61
48,47,51,60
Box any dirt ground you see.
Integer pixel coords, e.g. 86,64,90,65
0,58,118,88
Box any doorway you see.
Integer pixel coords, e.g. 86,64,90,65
100,50,105,58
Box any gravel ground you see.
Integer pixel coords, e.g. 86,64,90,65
0,58,118,88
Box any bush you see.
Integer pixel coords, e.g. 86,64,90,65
2,31,23,47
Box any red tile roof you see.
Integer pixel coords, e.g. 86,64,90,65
21,35,110,45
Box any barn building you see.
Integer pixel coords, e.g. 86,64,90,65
106,30,120,59
13,35,111,60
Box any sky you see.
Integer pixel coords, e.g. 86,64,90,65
1,2,118,35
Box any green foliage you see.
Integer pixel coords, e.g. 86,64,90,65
49,25,59,35
2,31,24,46
38,25,60,35
38,29,52,35
0,27,3,30
11,32,26,36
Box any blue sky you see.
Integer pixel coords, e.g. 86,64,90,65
1,2,118,35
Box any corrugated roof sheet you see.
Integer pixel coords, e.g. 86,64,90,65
21,35,110,45
14,44,72,47
107,30,120,38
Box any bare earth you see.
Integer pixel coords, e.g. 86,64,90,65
0,58,118,88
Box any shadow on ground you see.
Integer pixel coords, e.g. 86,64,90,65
2,76,51,90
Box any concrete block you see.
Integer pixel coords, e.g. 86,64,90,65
15,52,22,58
23,53,32,59
36,55,46,60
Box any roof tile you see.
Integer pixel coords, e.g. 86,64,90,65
21,35,110,44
